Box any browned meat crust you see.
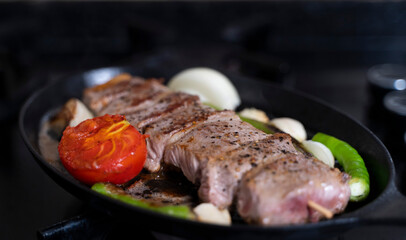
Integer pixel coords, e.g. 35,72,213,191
197,133,297,209
83,74,145,113
237,154,350,225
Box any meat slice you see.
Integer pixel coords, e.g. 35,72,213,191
237,154,351,225
143,103,225,172
98,79,170,116
164,115,268,185
83,74,145,113
125,92,200,132
198,133,297,209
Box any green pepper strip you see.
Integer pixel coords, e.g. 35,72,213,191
312,132,370,202
91,183,194,219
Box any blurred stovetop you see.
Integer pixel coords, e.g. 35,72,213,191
0,2,405,240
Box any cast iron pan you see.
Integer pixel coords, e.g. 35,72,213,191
20,66,406,240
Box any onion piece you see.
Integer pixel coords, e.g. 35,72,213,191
168,68,241,110
269,117,307,142
302,140,335,168
193,203,231,225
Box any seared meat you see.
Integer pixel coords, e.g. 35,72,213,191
143,104,226,172
125,92,199,132
197,133,297,209
237,154,351,225
164,115,268,184
81,74,351,225
83,74,145,113
98,79,170,116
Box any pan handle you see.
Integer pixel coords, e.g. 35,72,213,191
37,211,113,240
358,185,406,226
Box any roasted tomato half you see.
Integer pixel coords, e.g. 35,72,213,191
58,114,147,185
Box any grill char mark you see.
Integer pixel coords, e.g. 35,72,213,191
83,75,145,113
98,79,170,116
125,92,200,132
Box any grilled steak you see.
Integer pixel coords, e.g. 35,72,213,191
143,104,226,172
82,74,351,225
125,92,199,132
197,133,297,209
237,154,351,225
164,115,268,184
83,74,145,113
98,79,170,116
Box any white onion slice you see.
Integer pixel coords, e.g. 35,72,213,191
269,117,307,142
168,67,241,110
302,140,335,168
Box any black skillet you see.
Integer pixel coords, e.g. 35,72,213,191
20,66,406,240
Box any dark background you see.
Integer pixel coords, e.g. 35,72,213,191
0,1,405,239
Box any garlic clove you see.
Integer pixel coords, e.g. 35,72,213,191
269,117,307,142
193,203,232,225
302,140,335,168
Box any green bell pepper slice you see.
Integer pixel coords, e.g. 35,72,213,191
312,132,370,202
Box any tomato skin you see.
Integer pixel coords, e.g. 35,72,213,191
58,114,147,185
